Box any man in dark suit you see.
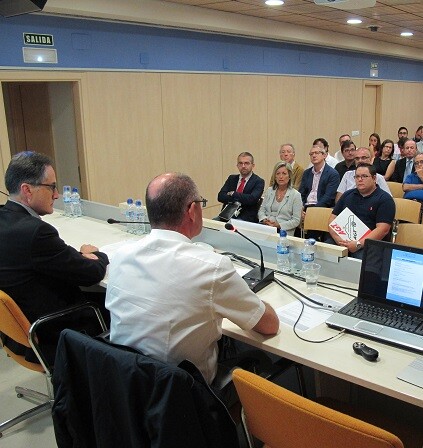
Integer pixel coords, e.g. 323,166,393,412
390,139,417,183
217,152,265,222
0,151,109,360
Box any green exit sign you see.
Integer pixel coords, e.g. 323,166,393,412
23,33,54,46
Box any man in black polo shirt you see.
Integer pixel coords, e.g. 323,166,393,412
326,163,395,259
334,140,356,179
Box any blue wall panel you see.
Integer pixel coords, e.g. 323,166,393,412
0,13,422,81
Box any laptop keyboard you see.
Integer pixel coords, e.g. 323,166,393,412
342,301,423,335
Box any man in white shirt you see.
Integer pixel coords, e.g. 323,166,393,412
313,137,338,168
336,147,392,202
106,172,279,386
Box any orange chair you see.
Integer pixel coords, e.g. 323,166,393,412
301,206,332,238
0,290,107,437
386,182,404,199
233,368,404,448
395,223,423,249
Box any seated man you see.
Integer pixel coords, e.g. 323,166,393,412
336,147,391,203
334,140,356,179
277,143,304,190
327,164,395,259
390,139,417,184
217,152,265,222
403,152,423,202
106,172,279,387
0,151,109,360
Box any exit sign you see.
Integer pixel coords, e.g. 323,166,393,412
23,33,54,46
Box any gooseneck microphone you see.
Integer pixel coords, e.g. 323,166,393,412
224,222,274,293
107,218,150,225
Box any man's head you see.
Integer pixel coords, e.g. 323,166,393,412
403,139,417,160
279,144,295,164
354,147,372,167
398,127,408,139
308,145,326,168
354,164,377,196
339,134,351,147
415,125,423,140
237,152,255,178
397,136,408,157
5,151,59,215
313,138,329,154
146,172,204,238
414,153,423,172
340,140,356,163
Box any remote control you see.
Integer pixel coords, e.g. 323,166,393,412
353,342,379,362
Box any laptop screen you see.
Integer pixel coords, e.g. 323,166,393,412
358,239,423,311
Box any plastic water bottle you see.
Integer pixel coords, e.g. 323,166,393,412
134,200,145,235
70,187,82,217
301,238,316,271
125,198,135,233
62,185,72,217
277,230,290,273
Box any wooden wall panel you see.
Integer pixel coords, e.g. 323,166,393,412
160,73,222,216
83,72,164,205
221,75,268,183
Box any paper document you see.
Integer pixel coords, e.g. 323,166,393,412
276,294,343,332
329,207,371,241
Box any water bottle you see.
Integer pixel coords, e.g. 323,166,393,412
125,198,135,233
301,238,316,272
134,200,145,235
70,187,82,217
62,185,72,217
277,230,290,273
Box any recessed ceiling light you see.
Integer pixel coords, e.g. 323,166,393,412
347,19,362,25
400,32,413,37
265,0,284,5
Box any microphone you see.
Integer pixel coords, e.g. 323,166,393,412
107,218,150,225
224,222,274,293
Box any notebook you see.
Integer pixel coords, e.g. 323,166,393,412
326,239,423,353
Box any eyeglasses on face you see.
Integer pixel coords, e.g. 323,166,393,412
309,151,324,156
33,183,58,193
354,174,372,180
398,131,408,135
190,197,208,208
414,160,423,166
355,156,370,161
237,162,252,166
343,148,356,153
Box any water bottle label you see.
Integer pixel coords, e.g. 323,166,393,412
277,245,289,255
301,253,314,262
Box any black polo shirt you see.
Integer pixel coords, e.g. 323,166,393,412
334,160,355,180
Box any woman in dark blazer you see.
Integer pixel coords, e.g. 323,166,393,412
258,161,302,235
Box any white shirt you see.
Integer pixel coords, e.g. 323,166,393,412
337,171,392,196
306,163,324,205
105,229,265,384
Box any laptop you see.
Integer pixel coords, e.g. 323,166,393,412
326,239,423,353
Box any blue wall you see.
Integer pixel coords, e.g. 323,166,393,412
1,14,422,81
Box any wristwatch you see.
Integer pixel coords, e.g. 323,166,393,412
356,240,362,250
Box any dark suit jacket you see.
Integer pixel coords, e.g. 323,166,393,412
299,163,340,208
390,157,415,183
0,201,109,323
217,173,265,222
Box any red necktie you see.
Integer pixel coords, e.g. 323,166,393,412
237,178,246,193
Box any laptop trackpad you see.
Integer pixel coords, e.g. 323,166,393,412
354,321,384,335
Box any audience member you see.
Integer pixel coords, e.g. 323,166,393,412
259,161,302,235
336,147,391,202
394,129,408,160
373,139,396,180
368,133,382,159
334,134,351,162
413,125,422,143
106,172,279,387
274,143,304,190
334,140,356,179
327,164,395,260
390,139,417,183
0,151,109,361
217,152,264,222
313,137,338,168
403,153,423,202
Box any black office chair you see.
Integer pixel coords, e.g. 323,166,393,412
52,329,239,448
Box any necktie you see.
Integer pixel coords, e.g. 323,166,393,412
237,178,246,193
404,159,413,181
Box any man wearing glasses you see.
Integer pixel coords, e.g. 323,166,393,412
334,140,357,179
106,172,279,388
327,164,395,259
335,147,391,203
217,152,265,222
0,151,109,361
403,153,423,202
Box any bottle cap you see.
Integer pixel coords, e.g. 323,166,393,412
127,198,133,204
280,230,287,237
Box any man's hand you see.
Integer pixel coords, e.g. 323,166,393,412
337,240,358,253
80,244,99,254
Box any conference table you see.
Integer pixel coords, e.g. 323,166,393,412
44,201,423,410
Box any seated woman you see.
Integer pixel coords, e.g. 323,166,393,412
368,133,382,160
258,161,302,235
373,138,396,180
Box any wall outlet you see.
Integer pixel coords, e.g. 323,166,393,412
351,130,360,136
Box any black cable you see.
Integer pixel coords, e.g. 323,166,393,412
221,252,259,269
0,190,9,197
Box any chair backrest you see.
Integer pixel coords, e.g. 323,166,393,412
303,207,332,233
0,290,44,373
386,182,404,199
393,198,421,223
395,224,423,248
233,369,404,448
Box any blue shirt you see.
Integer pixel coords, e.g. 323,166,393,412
403,172,423,201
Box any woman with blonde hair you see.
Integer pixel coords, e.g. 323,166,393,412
258,161,302,235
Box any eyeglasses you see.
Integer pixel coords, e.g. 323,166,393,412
354,174,372,180
354,156,371,161
343,148,356,153
33,183,58,193
309,151,324,156
237,162,252,166
190,197,208,208
398,131,408,135
414,160,423,166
